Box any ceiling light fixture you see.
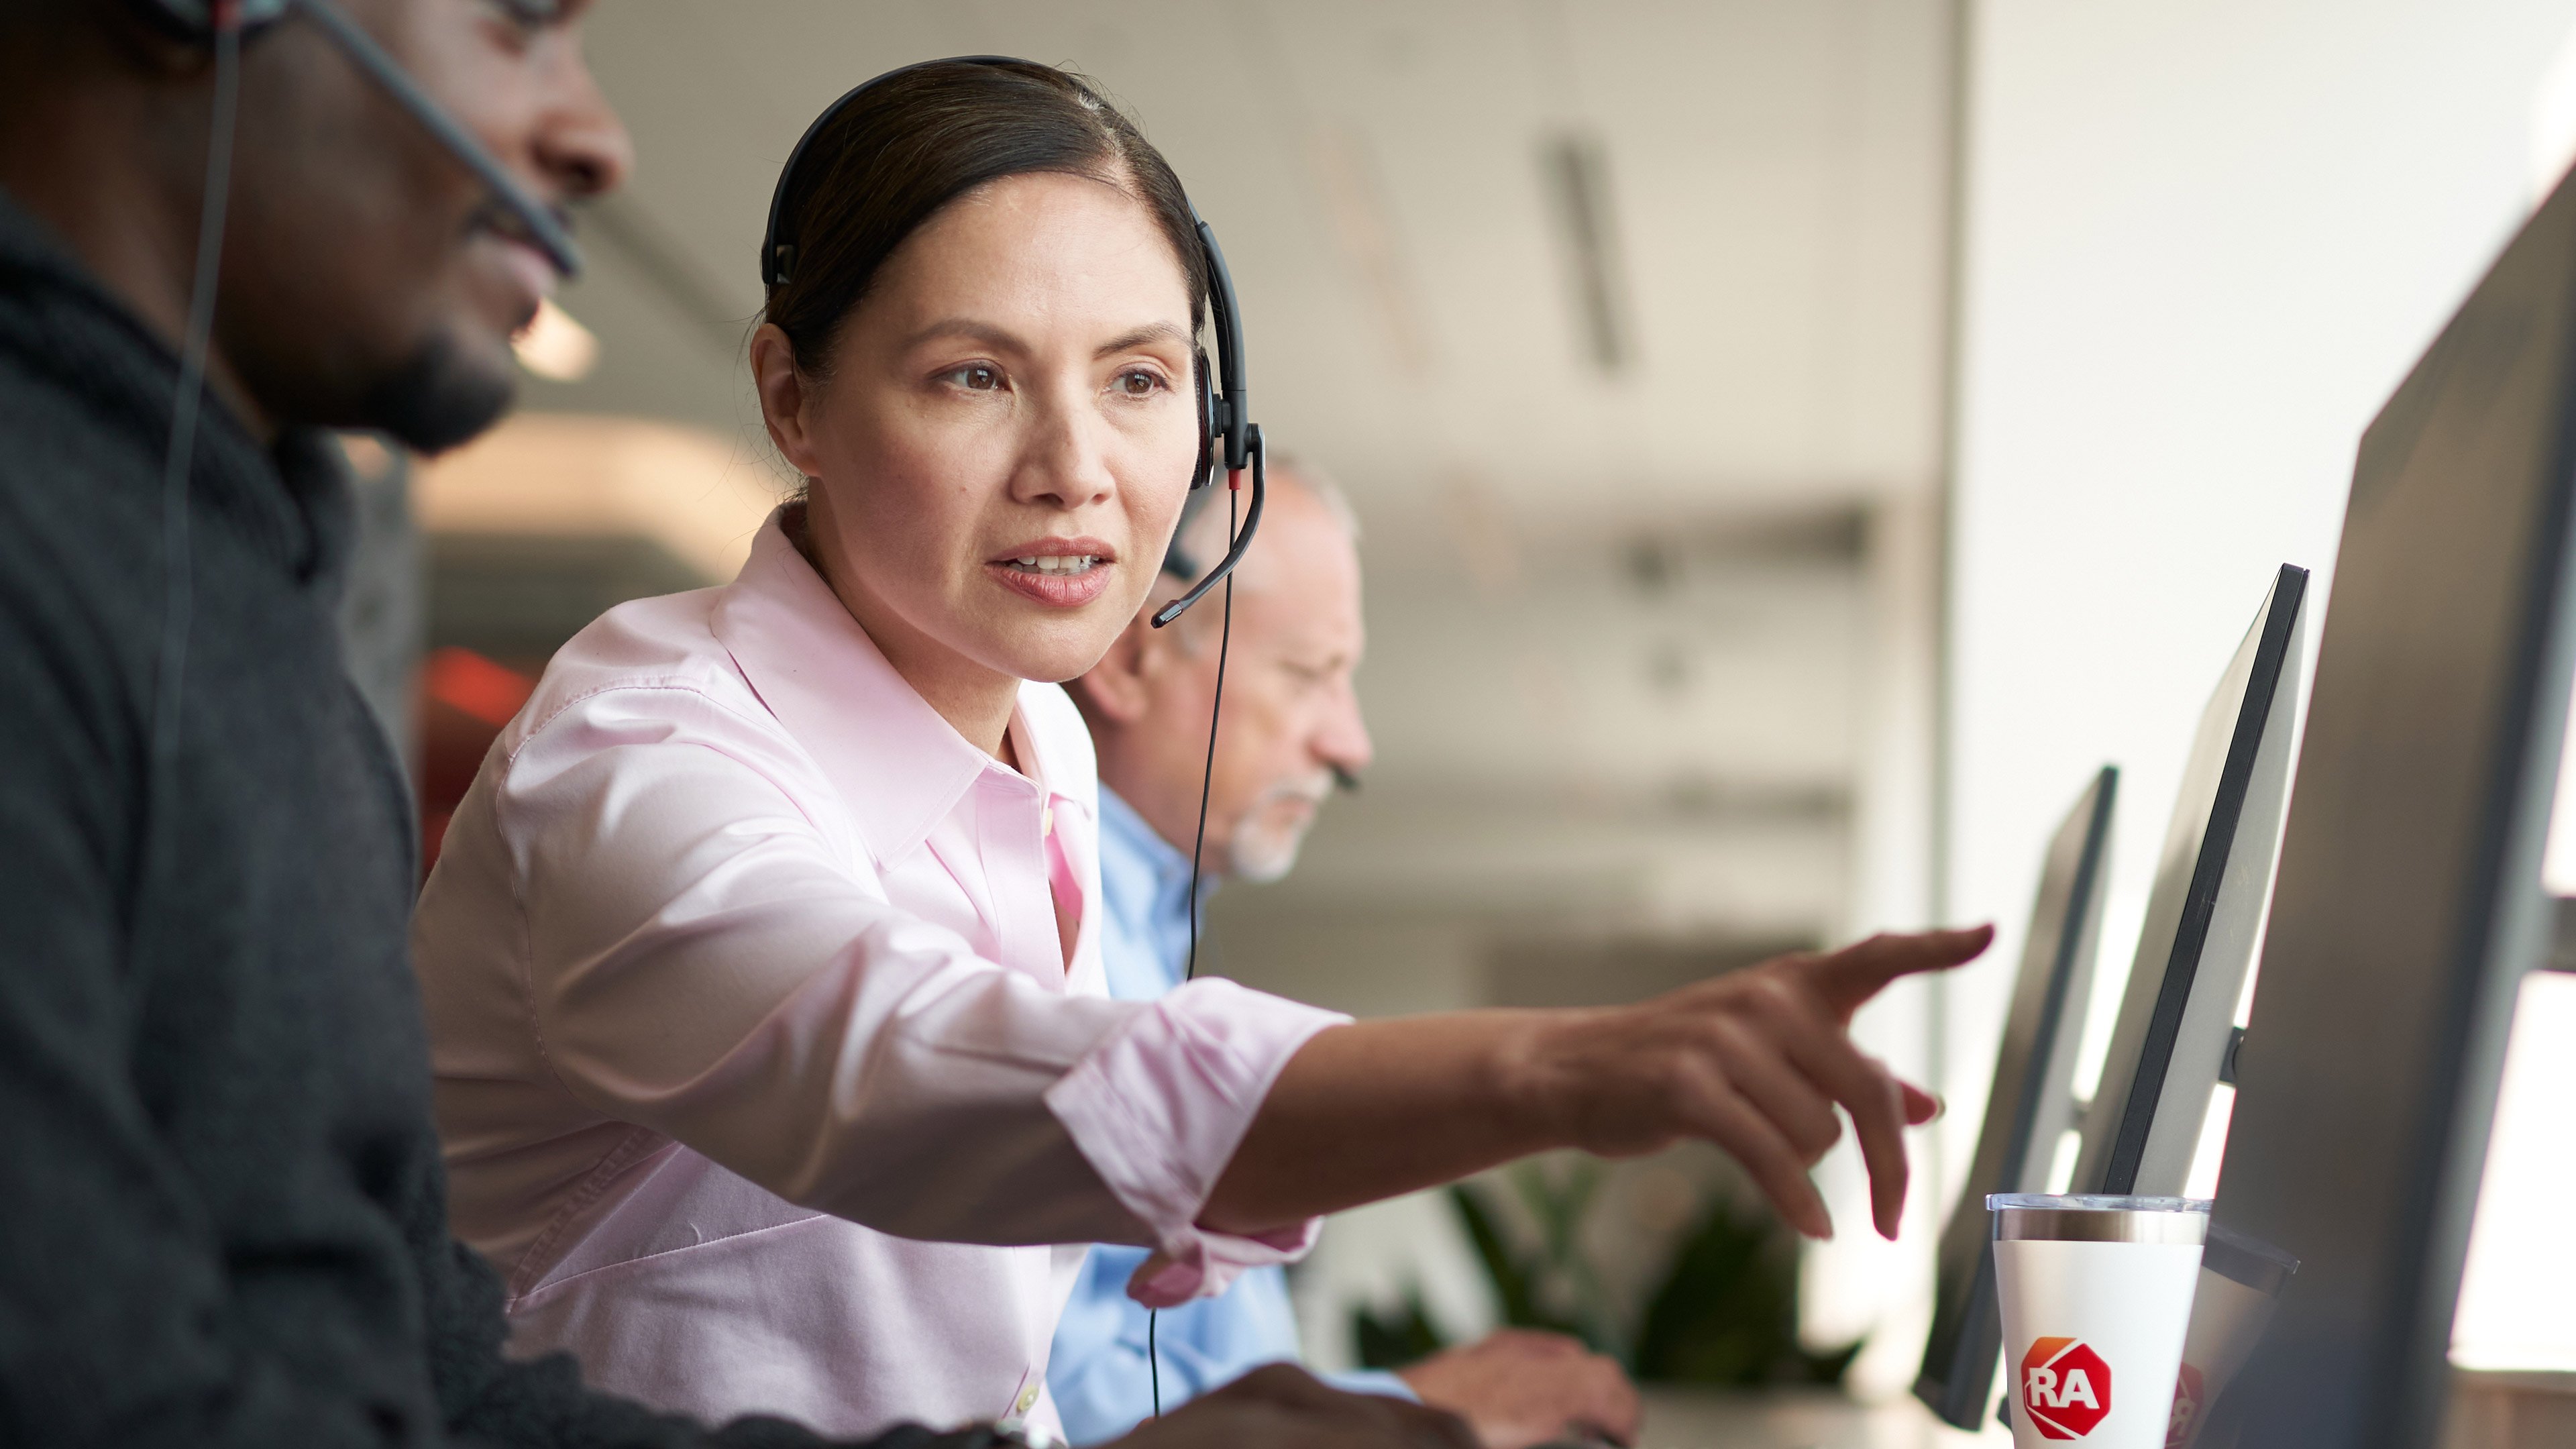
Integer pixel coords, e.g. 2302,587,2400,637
1539,129,1634,375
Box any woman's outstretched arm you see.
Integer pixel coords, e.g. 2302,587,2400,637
1203,926,1990,1243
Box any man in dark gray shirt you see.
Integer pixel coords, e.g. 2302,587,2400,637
0,3,1469,1447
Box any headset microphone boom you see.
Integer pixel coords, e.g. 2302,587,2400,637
131,0,583,278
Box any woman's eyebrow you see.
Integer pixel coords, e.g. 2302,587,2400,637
900,319,1189,357
1095,322,1191,358
904,319,1028,354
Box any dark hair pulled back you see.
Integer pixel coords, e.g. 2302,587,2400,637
762,59,1210,376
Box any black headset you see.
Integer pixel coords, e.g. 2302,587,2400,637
127,0,584,278
759,56,1265,629
123,0,584,990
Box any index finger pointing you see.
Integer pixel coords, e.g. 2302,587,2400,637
1803,925,1993,1018
1786,1031,1915,1239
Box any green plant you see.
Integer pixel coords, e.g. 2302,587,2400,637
1344,1166,1865,1387
1351,1289,1448,1373
1451,1163,1617,1350
1630,1193,1860,1386
1346,1165,1609,1372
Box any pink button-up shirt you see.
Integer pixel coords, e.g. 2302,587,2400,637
412,515,1344,1440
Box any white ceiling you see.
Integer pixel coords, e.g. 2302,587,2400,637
549,0,1950,529
516,0,1957,956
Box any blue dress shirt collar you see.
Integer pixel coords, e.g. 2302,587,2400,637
1095,786,1216,1002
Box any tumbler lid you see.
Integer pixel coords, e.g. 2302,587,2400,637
1987,1193,2212,1244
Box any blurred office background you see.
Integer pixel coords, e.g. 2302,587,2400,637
359,0,2576,1426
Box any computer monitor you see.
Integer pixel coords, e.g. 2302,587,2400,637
1915,765,2119,1429
2070,565,2308,1197
2176,160,2576,1449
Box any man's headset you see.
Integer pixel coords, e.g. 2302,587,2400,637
128,0,582,971
129,0,582,278
760,55,1266,629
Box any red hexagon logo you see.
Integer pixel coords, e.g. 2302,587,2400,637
2020,1337,2113,1438
2167,1363,2206,1449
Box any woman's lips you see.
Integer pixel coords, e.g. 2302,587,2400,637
986,557,1114,608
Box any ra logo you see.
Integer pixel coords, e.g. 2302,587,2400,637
2021,1337,2113,1439
2166,1363,2206,1449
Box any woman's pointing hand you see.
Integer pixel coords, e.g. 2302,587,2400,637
1523,926,1991,1240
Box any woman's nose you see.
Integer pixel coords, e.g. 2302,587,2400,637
1010,386,1116,511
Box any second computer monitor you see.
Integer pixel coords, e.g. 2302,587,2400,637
2071,564,2309,1197
1915,765,2118,1429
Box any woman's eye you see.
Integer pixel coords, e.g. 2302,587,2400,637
941,365,1004,392
1114,369,1166,398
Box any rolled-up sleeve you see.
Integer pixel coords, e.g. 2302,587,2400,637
1046,976,1340,1305
492,682,1344,1295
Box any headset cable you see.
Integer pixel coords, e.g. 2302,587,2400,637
142,1,244,981
1149,433,1260,1420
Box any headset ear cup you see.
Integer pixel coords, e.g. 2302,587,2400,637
1192,345,1216,490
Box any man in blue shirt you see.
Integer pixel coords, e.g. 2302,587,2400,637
1056,467,1640,1448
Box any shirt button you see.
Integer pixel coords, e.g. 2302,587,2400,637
1016,1381,1039,1415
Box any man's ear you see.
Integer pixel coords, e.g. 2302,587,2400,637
1075,611,1159,724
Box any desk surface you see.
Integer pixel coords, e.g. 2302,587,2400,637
1631,1375,2576,1449
1633,1389,2006,1449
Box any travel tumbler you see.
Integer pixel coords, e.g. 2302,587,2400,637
1990,1193,2208,1448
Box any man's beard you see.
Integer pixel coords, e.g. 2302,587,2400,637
1228,772,1335,884
357,328,517,454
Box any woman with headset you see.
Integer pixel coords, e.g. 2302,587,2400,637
411,58,1988,1447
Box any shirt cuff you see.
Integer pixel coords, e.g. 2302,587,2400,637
1042,976,1346,1308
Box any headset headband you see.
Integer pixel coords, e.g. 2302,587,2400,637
759,55,1026,292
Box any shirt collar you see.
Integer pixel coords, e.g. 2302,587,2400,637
1095,785,1218,998
712,511,1073,866
1098,786,1190,890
